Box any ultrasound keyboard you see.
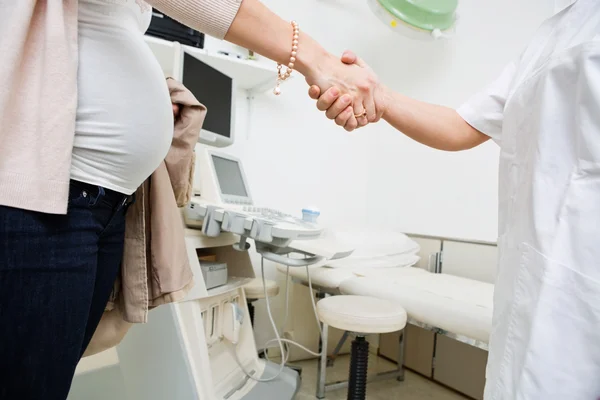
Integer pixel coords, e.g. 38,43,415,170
184,198,323,248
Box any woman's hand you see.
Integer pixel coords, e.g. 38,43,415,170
310,51,487,150
307,51,387,132
303,50,382,131
172,103,181,120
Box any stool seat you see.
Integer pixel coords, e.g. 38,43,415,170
244,278,280,300
317,295,407,334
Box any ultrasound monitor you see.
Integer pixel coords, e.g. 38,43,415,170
182,51,235,147
209,151,252,205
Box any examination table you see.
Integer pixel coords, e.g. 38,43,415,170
276,235,495,398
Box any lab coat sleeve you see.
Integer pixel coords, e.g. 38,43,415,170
456,60,518,145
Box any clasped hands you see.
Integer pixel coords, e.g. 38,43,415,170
305,50,386,132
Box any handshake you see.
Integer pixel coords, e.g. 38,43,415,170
303,50,388,132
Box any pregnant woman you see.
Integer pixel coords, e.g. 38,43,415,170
0,0,381,399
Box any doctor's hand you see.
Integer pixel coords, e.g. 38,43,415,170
304,50,382,132
308,51,386,132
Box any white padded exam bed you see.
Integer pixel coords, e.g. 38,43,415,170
341,270,493,344
277,265,493,345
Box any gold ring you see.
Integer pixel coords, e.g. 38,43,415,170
354,111,367,118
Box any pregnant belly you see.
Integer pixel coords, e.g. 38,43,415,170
72,29,173,195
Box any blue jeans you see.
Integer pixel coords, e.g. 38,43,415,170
0,180,133,400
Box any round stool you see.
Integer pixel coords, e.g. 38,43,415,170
317,295,407,400
243,278,280,326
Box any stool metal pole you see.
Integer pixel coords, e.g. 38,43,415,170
247,301,256,327
329,330,350,367
398,329,405,381
316,292,329,399
347,335,369,400
247,300,268,359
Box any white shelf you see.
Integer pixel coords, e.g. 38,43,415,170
185,229,237,248
144,35,278,92
206,277,253,297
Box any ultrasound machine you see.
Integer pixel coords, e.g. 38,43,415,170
114,42,353,400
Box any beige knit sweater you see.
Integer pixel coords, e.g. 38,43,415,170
0,0,242,214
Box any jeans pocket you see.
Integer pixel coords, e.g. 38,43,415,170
68,182,103,208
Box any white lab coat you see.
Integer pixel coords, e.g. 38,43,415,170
457,1,600,399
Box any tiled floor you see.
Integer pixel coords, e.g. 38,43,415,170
294,354,468,400
68,351,470,400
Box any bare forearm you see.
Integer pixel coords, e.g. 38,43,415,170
381,88,489,151
224,0,329,76
148,0,330,78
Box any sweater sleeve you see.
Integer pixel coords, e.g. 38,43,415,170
145,0,243,40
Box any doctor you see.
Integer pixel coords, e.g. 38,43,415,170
310,0,600,399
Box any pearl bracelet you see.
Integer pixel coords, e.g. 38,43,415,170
274,21,299,95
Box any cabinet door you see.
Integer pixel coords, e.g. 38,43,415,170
379,324,435,378
433,334,488,400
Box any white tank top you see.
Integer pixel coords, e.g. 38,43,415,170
72,0,173,195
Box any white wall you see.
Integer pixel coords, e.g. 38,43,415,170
221,0,554,244
215,0,554,346
363,0,553,242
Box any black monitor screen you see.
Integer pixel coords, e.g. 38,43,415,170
182,52,232,138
